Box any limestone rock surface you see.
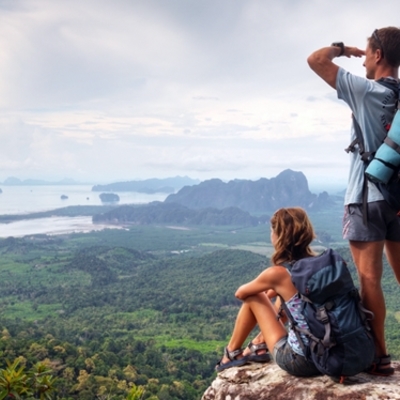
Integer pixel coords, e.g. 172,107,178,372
164,169,332,212
202,361,400,400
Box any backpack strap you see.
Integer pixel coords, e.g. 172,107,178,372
384,136,400,154
300,296,336,354
278,294,332,358
346,116,374,161
351,289,375,327
344,116,373,162
376,77,400,99
346,115,370,226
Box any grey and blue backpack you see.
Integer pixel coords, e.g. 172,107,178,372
280,248,375,379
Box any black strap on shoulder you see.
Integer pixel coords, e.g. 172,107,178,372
377,78,400,119
376,77,400,98
349,115,370,225
349,115,374,162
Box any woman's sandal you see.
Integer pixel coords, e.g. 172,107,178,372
364,354,395,376
215,347,249,372
245,341,271,363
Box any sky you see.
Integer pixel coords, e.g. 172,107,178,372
0,0,399,191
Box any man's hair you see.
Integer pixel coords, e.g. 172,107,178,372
369,27,400,68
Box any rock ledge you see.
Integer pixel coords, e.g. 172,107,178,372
202,361,400,400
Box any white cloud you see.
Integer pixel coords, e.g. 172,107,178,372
0,0,398,187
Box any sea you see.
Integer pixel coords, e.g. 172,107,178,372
0,185,168,238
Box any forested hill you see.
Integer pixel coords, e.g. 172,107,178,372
92,202,269,226
165,169,334,212
0,236,271,399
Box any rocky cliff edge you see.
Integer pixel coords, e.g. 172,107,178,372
202,361,400,400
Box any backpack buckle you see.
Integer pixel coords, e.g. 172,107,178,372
325,300,335,311
345,138,358,153
317,307,329,324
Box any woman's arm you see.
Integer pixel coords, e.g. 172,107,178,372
235,266,295,301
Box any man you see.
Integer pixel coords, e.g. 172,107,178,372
308,27,400,376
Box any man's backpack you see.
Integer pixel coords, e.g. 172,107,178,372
345,78,400,221
279,249,375,379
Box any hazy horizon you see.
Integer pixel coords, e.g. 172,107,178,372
0,171,346,195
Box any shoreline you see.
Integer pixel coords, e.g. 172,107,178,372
0,216,125,238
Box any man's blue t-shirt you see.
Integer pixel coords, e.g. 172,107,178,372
336,67,398,205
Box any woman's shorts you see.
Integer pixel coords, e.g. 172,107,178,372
273,336,321,377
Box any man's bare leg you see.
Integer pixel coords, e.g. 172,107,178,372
384,240,400,284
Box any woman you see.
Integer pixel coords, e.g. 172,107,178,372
215,207,321,377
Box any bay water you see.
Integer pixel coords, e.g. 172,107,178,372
0,185,168,237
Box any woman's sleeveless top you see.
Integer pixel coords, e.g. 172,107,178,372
286,293,309,356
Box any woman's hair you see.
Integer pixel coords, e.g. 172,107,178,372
270,207,316,265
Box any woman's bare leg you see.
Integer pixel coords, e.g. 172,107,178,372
242,295,286,356
222,292,287,363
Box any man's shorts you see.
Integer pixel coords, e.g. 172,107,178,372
273,336,321,377
342,200,400,242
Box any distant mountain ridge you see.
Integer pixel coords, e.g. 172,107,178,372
165,169,333,212
92,176,200,194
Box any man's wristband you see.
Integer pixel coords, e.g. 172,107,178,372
331,42,345,57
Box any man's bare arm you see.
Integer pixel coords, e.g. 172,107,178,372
307,46,365,89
